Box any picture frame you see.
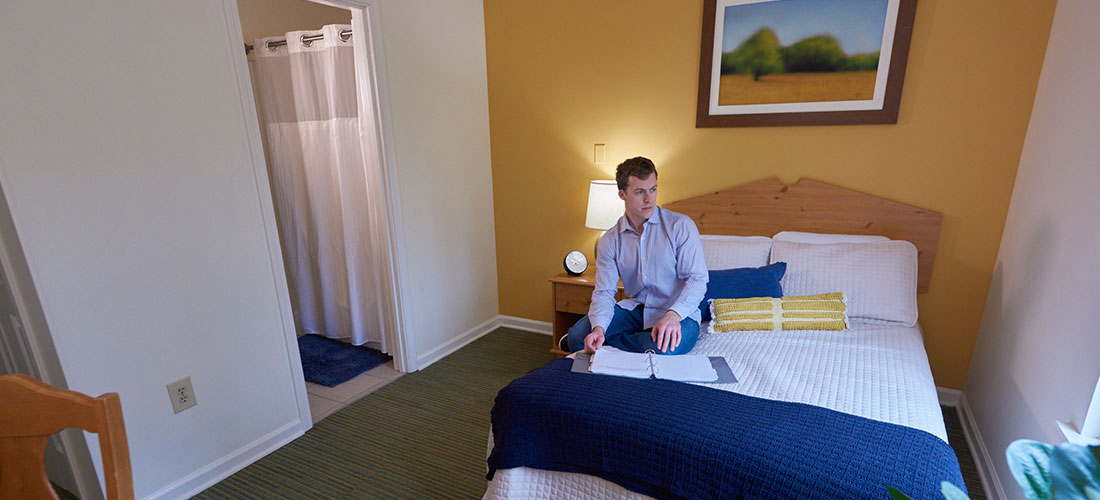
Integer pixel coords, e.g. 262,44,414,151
696,0,918,127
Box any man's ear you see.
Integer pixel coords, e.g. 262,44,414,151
618,190,626,201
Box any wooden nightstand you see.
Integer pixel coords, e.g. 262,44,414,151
549,269,625,356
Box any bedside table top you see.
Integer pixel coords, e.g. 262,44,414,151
549,268,623,290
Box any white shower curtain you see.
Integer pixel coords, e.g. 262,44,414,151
250,24,386,349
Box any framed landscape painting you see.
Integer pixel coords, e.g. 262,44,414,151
696,0,917,127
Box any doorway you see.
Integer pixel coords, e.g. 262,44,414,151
228,0,413,427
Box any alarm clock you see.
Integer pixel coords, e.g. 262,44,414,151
563,250,588,276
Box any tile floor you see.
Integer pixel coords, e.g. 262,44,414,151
305,360,403,423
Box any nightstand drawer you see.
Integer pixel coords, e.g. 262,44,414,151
549,270,625,356
554,283,593,315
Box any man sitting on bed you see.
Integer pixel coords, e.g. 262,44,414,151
563,156,709,355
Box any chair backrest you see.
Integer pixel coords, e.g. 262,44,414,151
0,374,133,500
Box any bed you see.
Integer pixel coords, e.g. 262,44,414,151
484,178,958,499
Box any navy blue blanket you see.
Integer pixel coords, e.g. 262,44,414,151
488,358,965,500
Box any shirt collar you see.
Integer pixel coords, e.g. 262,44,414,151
617,206,661,234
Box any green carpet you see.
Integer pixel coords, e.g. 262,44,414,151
193,328,554,500
194,328,985,499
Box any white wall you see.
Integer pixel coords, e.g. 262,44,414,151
236,0,350,44
376,0,500,367
0,1,304,498
0,0,498,497
0,184,94,498
963,1,1100,498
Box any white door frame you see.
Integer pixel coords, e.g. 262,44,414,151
220,0,415,433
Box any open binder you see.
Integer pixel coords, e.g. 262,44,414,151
571,347,737,383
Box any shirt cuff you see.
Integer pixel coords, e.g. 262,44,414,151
588,314,610,333
668,303,697,323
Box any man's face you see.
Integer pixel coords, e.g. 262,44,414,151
619,174,657,225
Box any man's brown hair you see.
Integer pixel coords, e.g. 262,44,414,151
615,157,657,190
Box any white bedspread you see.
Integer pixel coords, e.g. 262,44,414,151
484,322,946,500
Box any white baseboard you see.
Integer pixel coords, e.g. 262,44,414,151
937,386,962,407
415,315,554,370
416,315,501,370
145,420,303,500
957,392,1007,500
498,315,552,335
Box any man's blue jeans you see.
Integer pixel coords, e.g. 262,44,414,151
566,305,700,355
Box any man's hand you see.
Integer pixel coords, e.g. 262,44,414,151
651,310,682,353
584,326,606,353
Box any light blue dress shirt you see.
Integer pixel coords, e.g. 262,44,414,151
589,206,709,331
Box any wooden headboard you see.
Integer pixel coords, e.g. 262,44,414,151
664,177,942,292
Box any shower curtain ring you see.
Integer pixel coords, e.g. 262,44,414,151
301,34,313,48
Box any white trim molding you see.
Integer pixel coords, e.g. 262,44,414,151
345,0,415,375
145,421,304,500
217,0,314,439
498,315,552,335
937,386,962,407
957,392,1007,500
415,315,554,370
416,316,502,369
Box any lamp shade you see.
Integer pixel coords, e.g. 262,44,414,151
585,180,623,230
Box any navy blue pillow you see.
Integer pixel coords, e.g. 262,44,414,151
698,262,786,322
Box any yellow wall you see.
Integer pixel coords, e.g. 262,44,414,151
484,0,1057,389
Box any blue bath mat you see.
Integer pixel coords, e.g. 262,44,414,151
298,335,392,387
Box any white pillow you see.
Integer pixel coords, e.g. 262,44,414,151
699,235,772,270
773,231,889,244
770,239,918,326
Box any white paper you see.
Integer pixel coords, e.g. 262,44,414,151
590,347,719,382
652,355,719,382
589,347,652,379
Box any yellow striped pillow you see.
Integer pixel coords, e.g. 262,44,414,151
708,292,849,333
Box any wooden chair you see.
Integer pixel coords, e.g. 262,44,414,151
0,373,133,500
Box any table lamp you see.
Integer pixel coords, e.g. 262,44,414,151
585,180,623,258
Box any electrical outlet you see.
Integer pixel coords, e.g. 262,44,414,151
166,376,197,414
